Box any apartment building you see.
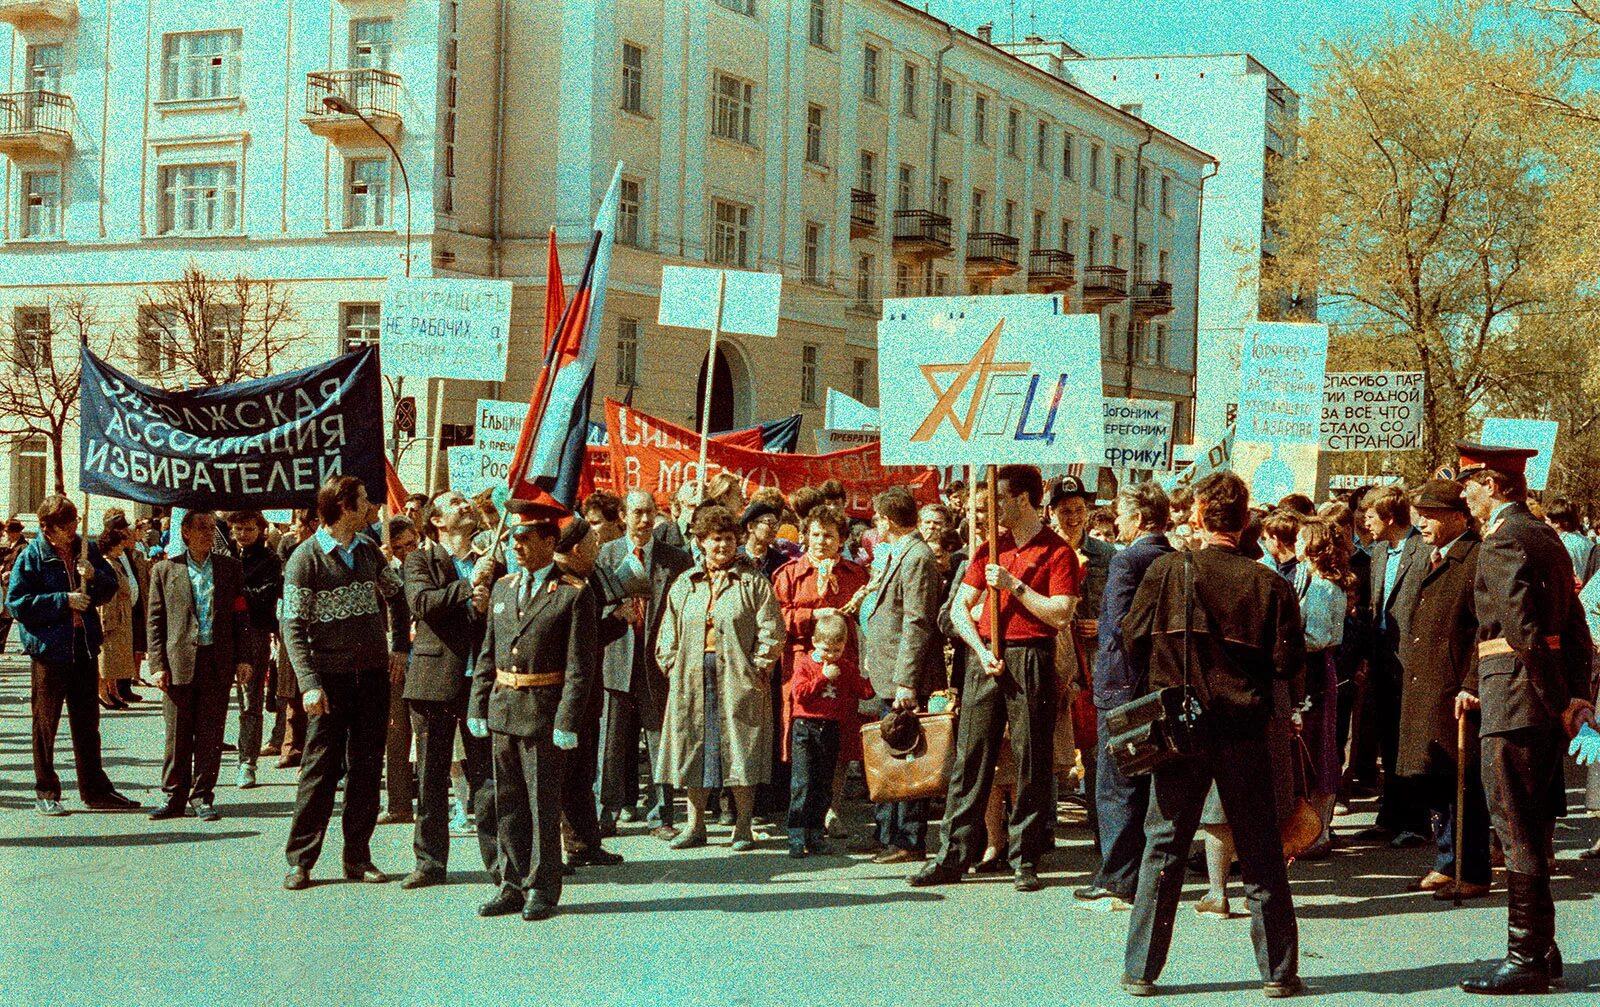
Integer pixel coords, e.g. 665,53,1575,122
0,0,1211,519
1049,49,1306,445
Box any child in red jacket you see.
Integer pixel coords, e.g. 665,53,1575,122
787,612,874,857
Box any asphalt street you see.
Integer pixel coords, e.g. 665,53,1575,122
1,654,1597,1007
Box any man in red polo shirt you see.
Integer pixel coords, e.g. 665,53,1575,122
910,464,1080,893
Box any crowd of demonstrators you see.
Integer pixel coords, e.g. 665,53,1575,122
6,443,1600,997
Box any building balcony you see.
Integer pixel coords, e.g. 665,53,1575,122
965,232,1020,281
1133,279,1174,319
0,91,73,161
850,189,878,239
1081,265,1128,311
891,209,952,260
301,69,403,145
1027,249,1076,294
0,0,76,28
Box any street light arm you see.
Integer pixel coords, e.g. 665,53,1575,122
325,96,413,277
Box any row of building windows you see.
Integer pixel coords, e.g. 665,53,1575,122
13,155,392,240
617,44,1177,214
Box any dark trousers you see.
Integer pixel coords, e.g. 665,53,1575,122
1483,726,1563,879
160,651,231,806
284,668,390,870
1092,706,1151,897
875,698,929,851
0,616,12,653
936,641,1056,871
599,688,642,814
788,717,841,833
1370,668,1425,832
1126,731,1299,984
759,663,791,818
30,656,114,802
384,672,414,816
235,633,272,766
494,730,565,903
1421,759,1491,886
561,703,604,852
409,698,498,879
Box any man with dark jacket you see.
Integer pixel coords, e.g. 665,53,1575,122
399,490,498,890
281,476,404,891
1119,471,1303,999
468,498,597,921
1393,479,1489,902
227,510,281,790
1075,481,1172,908
864,486,945,864
1456,443,1597,995
146,510,252,822
8,495,135,816
0,516,26,654
597,489,693,839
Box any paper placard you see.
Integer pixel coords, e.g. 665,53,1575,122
1320,372,1423,451
876,295,1103,466
381,277,513,381
1103,398,1174,471
658,266,783,337
446,446,491,496
1234,322,1329,500
1479,417,1559,492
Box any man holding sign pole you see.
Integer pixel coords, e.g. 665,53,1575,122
910,465,1079,893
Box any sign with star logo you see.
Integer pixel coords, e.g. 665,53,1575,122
876,295,1103,465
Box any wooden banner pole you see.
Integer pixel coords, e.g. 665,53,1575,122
426,377,447,496
986,463,1003,673
693,270,728,506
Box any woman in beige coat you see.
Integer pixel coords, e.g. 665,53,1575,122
96,528,138,709
656,505,785,851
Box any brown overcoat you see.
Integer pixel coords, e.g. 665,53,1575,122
655,558,785,788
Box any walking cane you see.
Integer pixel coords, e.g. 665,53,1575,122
1454,712,1467,908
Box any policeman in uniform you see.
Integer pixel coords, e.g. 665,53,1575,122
1456,442,1597,994
468,499,598,922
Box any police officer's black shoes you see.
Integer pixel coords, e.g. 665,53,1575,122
522,896,556,921
907,862,963,887
1263,977,1305,998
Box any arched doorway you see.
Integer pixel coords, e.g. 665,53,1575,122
695,340,754,432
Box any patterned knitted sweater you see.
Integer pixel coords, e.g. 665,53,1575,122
280,533,401,692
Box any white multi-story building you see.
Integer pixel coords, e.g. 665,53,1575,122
0,1,1213,522
1001,42,1303,445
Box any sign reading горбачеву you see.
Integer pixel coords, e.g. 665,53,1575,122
876,295,1103,467
1320,372,1423,452
1233,322,1330,501
78,345,385,510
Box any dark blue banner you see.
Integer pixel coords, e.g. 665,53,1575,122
78,345,385,510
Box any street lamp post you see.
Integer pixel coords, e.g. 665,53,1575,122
322,94,412,278
323,91,416,481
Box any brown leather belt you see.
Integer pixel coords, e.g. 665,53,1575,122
496,669,564,689
1477,636,1561,659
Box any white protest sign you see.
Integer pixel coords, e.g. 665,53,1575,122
381,277,513,381
825,388,880,430
876,295,1102,466
658,266,783,337
1234,322,1329,501
1328,473,1401,492
1163,426,1234,492
474,399,526,485
1103,398,1174,471
446,446,491,496
1479,417,1559,492
1320,372,1423,451
814,428,880,454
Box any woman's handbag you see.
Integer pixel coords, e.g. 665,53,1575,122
860,708,957,803
1103,550,1206,778
1280,736,1326,860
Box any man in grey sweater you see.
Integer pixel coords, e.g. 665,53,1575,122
281,475,404,891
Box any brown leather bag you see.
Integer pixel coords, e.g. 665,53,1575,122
860,710,957,803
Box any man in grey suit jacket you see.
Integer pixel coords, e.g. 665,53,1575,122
598,490,693,839
146,510,252,822
863,487,945,862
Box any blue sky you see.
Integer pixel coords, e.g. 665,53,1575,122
924,0,1429,95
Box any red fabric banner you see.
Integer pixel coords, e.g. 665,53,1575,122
603,399,939,518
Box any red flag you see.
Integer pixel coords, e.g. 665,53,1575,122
543,227,565,359
384,456,408,515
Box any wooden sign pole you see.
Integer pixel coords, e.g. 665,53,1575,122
986,463,1003,672
692,270,728,506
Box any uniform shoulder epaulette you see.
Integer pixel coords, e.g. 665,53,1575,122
559,573,587,590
